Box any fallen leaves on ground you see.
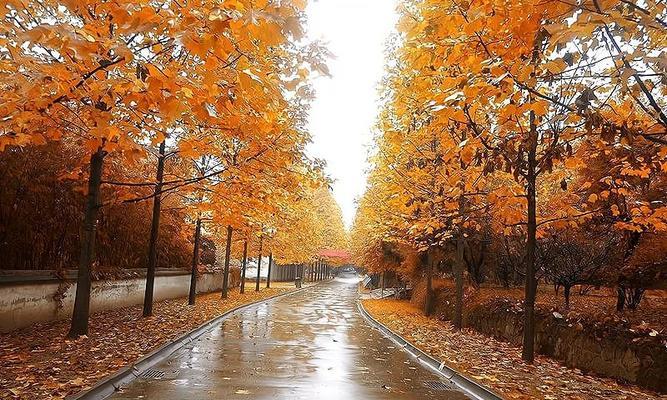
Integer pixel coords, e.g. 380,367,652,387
470,285,666,333
419,280,666,342
363,299,666,400
0,286,292,400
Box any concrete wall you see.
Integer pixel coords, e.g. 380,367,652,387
0,269,238,333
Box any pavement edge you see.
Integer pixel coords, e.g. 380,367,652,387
356,300,504,400
67,284,317,400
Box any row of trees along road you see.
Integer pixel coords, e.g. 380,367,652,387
0,0,348,338
352,0,666,363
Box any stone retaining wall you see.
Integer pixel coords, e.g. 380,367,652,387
411,279,667,393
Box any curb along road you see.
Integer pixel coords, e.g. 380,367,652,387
357,301,504,400
68,284,317,400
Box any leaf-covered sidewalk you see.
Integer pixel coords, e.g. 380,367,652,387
362,299,665,400
0,285,295,400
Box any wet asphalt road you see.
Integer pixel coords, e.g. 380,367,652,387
112,274,469,399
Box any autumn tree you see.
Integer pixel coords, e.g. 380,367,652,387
354,0,665,363
0,0,335,336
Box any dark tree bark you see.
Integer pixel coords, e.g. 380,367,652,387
618,286,645,311
221,225,233,299
143,141,166,317
564,284,571,309
240,239,248,294
464,240,486,286
255,235,263,292
68,147,106,338
616,285,627,311
188,218,202,306
627,288,645,309
381,271,386,297
424,252,435,316
266,252,273,288
617,231,642,311
522,110,538,363
454,194,465,330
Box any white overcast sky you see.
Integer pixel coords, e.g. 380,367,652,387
305,0,399,228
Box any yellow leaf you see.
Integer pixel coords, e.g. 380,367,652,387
611,204,620,216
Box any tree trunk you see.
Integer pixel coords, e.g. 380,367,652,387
143,141,166,317
425,252,435,316
628,288,645,310
240,239,248,294
522,110,538,363
266,252,273,288
616,285,626,311
381,271,385,297
564,284,571,309
221,225,233,299
255,235,263,292
470,238,487,285
68,148,105,338
617,231,642,311
454,194,465,330
188,218,202,306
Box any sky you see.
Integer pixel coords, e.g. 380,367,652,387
305,0,399,229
